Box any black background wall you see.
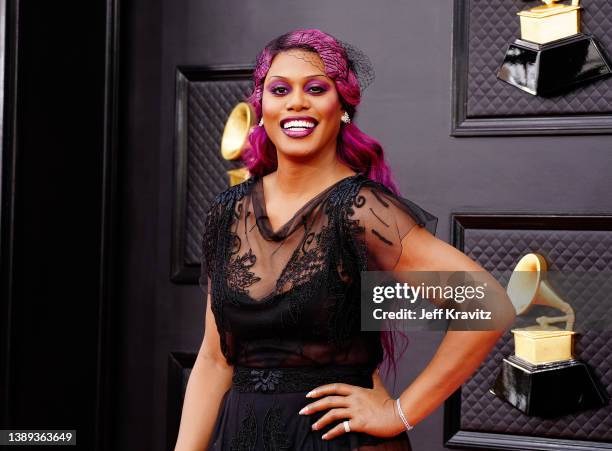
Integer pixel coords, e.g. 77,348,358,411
0,0,118,450
2,1,611,451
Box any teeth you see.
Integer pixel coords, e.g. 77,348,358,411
282,120,316,129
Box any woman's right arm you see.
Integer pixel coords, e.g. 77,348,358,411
174,277,233,451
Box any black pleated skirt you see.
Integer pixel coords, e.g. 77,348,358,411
207,366,413,451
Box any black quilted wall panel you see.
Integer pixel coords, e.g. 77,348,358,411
184,79,252,266
455,218,612,443
467,0,612,117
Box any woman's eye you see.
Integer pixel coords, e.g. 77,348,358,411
308,86,326,94
271,86,289,95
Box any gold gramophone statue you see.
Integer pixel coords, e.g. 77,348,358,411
220,102,256,187
489,253,607,417
497,0,611,96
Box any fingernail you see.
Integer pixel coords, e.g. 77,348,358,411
322,433,328,440
311,422,318,430
298,407,308,415
306,390,316,398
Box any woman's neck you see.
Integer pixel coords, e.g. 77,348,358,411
265,163,357,198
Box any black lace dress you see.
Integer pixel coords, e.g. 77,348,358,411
199,172,438,450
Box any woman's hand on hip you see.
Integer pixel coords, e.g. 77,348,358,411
298,369,406,440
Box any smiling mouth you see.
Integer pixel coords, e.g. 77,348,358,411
279,117,318,139
280,118,318,131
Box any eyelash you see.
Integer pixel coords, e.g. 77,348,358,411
269,85,327,96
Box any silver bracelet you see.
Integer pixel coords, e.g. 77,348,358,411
395,398,414,432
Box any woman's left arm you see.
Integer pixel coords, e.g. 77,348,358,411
302,225,517,440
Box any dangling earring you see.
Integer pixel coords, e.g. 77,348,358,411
259,118,264,127
341,111,351,124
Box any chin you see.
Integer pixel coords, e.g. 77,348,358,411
278,145,319,158
273,136,319,154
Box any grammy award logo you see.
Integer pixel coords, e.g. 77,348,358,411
497,0,611,96
220,102,256,186
489,253,608,417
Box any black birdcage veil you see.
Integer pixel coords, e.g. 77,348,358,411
338,40,376,92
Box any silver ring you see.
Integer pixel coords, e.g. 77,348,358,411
343,420,351,433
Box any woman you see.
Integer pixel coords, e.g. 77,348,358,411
174,29,515,450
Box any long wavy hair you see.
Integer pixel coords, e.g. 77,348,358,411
242,28,409,385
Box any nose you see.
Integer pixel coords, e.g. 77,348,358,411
285,88,309,112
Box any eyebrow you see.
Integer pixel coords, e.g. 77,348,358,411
267,74,328,81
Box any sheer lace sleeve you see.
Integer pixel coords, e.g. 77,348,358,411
344,182,438,272
198,194,224,293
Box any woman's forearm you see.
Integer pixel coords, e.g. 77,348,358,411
174,356,233,451
391,330,504,435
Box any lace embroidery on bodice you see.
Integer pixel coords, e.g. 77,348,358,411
199,173,438,367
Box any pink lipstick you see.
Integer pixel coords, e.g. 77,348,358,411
280,116,318,139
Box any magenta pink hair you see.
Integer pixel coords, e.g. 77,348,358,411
242,28,409,385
